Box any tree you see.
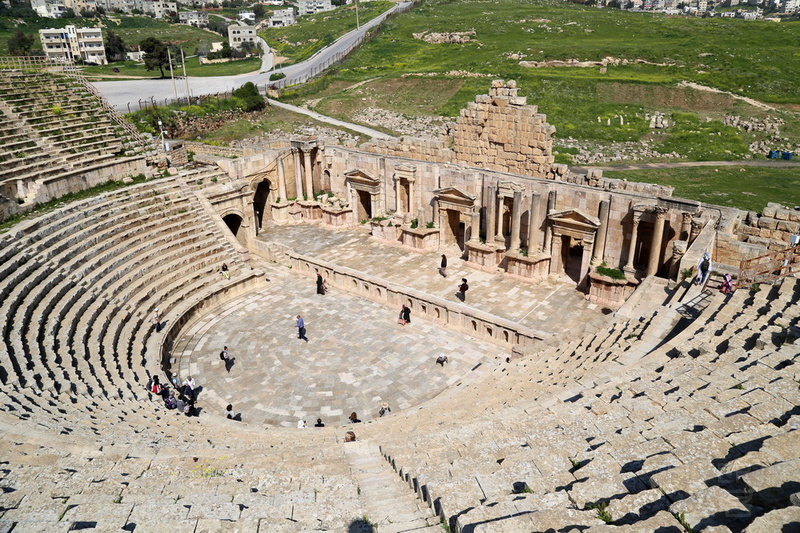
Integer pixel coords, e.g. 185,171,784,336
105,30,126,62
253,3,265,19
207,17,229,37
140,37,168,77
8,31,34,56
232,81,265,111
61,7,76,18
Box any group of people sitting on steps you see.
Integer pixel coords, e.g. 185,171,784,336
149,373,199,417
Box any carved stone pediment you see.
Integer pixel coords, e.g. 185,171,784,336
434,186,477,210
345,169,381,194
497,180,526,197
548,208,600,229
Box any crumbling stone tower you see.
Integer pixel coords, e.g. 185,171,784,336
453,79,555,178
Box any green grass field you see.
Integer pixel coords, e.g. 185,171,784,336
260,1,394,63
82,56,261,78
280,0,799,163
603,165,800,211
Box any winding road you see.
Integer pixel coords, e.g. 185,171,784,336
93,2,411,113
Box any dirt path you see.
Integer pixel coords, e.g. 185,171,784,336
678,81,778,112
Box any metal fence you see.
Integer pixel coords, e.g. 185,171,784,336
736,244,800,289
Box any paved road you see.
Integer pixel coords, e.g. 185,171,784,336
573,160,800,172
93,2,411,113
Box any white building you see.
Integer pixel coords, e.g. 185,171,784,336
135,0,177,18
30,0,66,17
298,0,332,15
238,9,255,23
178,10,209,26
782,0,800,12
229,25,256,50
39,25,107,65
269,7,295,26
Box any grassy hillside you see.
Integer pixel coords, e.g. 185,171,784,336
260,1,394,63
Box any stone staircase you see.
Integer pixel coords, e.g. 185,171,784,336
345,440,442,532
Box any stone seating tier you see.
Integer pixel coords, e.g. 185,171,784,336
359,275,799,532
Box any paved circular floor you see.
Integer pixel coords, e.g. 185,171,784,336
174,266,505,427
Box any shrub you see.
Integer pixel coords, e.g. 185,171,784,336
270,72,286,81
596,264,627,280
232,81,265,112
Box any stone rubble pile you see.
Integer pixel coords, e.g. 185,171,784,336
556,137,681,165
412,30,475,44
352,107,453,139
648,112,669,129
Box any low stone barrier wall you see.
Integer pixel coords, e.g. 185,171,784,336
287,251,548,349
160,270,267,376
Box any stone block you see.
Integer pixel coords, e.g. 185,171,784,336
669,486,751,531
777,220,800,233
762,205,778,218
742,506,800,533
584,511,682,532
775,209,791,221
509,97,527,106
606,488,670,524
649,460,724,501
757,217,779,230
740,458,800,508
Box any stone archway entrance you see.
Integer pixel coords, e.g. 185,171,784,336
253,180,272,231
345,169,382,225
546,209,600,286
434,186,478,254
223,213,245,245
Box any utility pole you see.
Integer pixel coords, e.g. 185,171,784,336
181,47,190,104
167,47,178,102
356,0,360,29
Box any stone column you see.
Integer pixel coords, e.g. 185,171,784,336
646,208,668,277
542,190,557,254
409,180,415,216
528,193,541,254
549,230,563,274
293,149,303,201
495,196,505,243
509,191,522,252
395,178,403,214
351,188,359,225
580,237,594,284
485,185,496,244
277,156,288,203
680,212,692,241
624,217,639,273
469,207,481,243
303,150,314,200
370,193,377,219
592,200,610,264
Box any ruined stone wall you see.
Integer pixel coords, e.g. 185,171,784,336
359,136,453,164
736,202,800,253
453,80,555,178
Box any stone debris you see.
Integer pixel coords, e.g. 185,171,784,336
412,30,475,44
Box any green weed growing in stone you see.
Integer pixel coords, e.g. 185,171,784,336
426,221,435,229
733,382,744,390
113,495,123,504
586,501,612,524
674,511,694,533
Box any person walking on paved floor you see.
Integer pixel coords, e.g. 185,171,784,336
398,304,411,325
457,278,469,302
439,254,447,277
315,269,326,295
296,315,307,341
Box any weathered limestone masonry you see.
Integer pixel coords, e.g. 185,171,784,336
233,80,797,308
453,79,555,178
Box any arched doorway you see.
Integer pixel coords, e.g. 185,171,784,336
253,180,272,232
223,213,244,243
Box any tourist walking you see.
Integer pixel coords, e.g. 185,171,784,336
221,263,230,280
296,315,307,341
315,269,326,295
457,278,469,302
220,345,232,372
439,254,447,277
153,308,161,332
696,253,711,287
398,304,411,325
